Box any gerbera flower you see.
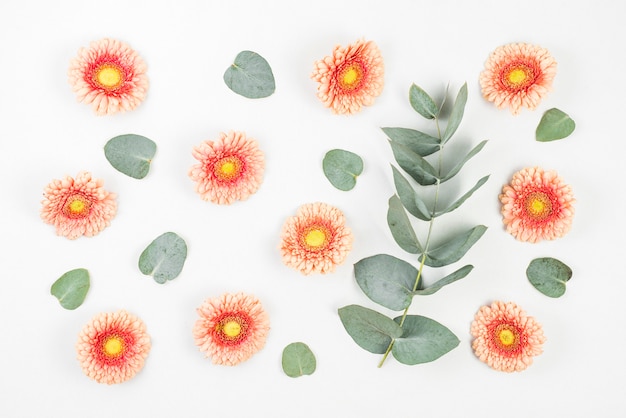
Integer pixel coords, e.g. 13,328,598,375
68,38,149,115
76,310,151,384
193,292,270,366
188,131,265,205
311,39,384,114
480,43,557,115
280,202,353,275
471,301,546,373
499,166,575,243
40,171,117,240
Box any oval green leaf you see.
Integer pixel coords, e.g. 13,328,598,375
526,257,572,297
391,315,459,365
138,232,188,284
387,195,422,254
442,83,467,144
355,254,418,311
338,305,403,354
409,84,438,119
392,166,431,221
224,50,276,99
389,140,439,186
282,342,316,378
50,268,90,310
424,225,487,267
322,149,363,191
381,127,440,157
414,264,473,296
536,108,576,142
104,134,156,179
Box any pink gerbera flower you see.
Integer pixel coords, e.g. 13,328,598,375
480,43,557,115
76,310,151,384
500,167,575,243
68,38,149,115
311,39,384,114
193,292,270,366
471,301,546,372
40,171,117,240
189,131,265,204
280,202,353,275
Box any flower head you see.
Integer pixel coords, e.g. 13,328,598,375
40,171,117,239
280,202,353,275
480,43,557,115
311,39,384,114
68,38,148,115
499,167,574,243
193,292,270,366
189,131,265,205
76,310,151,384
471,301,546,372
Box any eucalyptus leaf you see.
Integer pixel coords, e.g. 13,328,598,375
526,257,572,298
387,195,421,254
536,108,576,142
435,175,490,217
441,83,468,144
392,166,431,221
381,127,440,157
50,268,90,310
138,232,188,284
409,84,438,119
223,50,275,99
354,254,418,311
282,342,316,378
391,315,460,365
440,140,488,183
338,305,403,354
104,134,156,179
414,265,473,295
424,225,487,267
322,149,363,191
389,140,439,186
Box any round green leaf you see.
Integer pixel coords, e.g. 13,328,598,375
50,268,90,310
536,108,576,142
526,257,572,298
338,305,403,354
391,315,459,365
282,342,316,378
138,232,188,284
104,134,157,179
223,50,275,99
322,149,363,191
354,254,417,311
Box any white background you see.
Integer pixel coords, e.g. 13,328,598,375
1,1,624,417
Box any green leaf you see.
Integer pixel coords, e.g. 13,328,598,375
424,225,487,267
409,84,438,119
282,342,316,378
138,232,188,284
223,50,275,99
354,254,418,311
381,127,440,157
322,149,363,191
104,134,157,179
442,83,468,144
526,257,572,298
440,140,488,183
50,268,90,310
389,140,438,186
435,175,490,217
414,265,473,295
536,108,576,142
387,195,422,254
338,305,403,354
391,315,460,365
392,166,431,221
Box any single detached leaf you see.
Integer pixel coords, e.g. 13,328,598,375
442,83,468,144
338,305,403,354
415,265,473,295
381,127,440,157
440,140,488,183
392,166,431,221
50,268,90,310
282,342,316,378
435,175,490,217
104,134,157,179
322,149,364,191
138,232,188,284
526,257,572,298
354,254,418,311
387,195,422,254
424,225,487,267
223,50,275,99
391,315,460,365
536,108,576,142
389,140,438,186
409,84,438,119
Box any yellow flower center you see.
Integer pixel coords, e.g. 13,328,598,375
503,64,534,90
338,63,364,91
64,195,90,218
103,336,125,358
94,64,124,90
498,329,515,346
222,320,242,338
304,227,328,249
525,192,552,220
214,156,242,181
507,68,527,85
494,324,520,351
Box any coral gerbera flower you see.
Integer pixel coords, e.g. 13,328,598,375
480,43,557,115
193,292,270,366
471,301,546,372
311,39,384,114
76,310,151,384
68,38,148,115
499,167,575,243
280,202,353,275
189,131,265,205
40,171,117,240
